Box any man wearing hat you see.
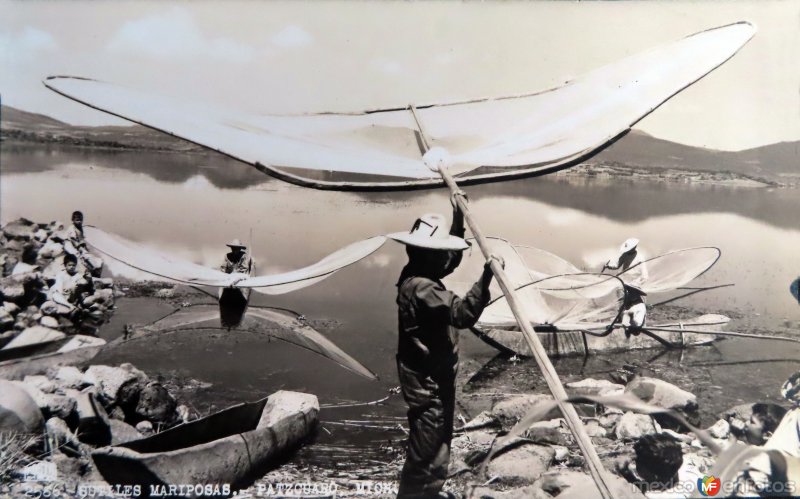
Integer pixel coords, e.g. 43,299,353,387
220,239,252,274
389,200,500,499
604,238,648,280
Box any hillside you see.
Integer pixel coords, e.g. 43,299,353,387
1,105,797,185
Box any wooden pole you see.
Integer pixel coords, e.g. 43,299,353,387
408,106,614,499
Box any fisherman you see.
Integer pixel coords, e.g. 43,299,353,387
64,211,104,277
620,284,647,336
220,239,252,274
45,253,92,317
388,197,501,499
604,238,648,279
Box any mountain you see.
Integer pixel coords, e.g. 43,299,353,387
1,105,797,185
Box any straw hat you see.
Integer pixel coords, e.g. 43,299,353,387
619,238,640,255
226,239,247,249
388,213,469,251
624,283,648,297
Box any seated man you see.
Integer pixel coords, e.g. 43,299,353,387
64,210,104,277
620,284,647,336
44,253,92,317
220,239,252,274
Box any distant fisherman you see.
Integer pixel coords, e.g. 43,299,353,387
389,197,501,499
220,239,252,274
620,284,647,335
64,211,104,277
604,238,648,279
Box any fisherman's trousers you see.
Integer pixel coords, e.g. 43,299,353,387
397,358,457,499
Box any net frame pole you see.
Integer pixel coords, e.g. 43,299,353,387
408,105,614,499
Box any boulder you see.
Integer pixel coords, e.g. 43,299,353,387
0,275,26,302
135,382,177,423
52,366,86,390
33,229,48,242
625,377,698,412
45,417,84,456
566,378,625,398
176,404,192,424
37,240,64,260
109,419,144,445
41,393,77,421
3,219,35,240
614,412,659,440
92,278,114,289
491,394,557,430
3,326,64,349
39,315,60,329
82,364,147,404
550,472,646,499
3,301,20,314
539,470,593,496
22,375,57,394
552,445,569,462
154,287,176,299
11,380,49,409
0,379,45,434
487,444,555,485
525,418,573,446
0,308,14,331
472,483,551,499
135,420,154,435
83,288,114,307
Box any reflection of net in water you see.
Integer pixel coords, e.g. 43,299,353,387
132,305,376,379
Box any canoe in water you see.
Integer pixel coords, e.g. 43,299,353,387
91,390,318,489
473,314,728,357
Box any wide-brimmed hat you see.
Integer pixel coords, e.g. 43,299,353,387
388,213,469,251
226,239,247,249
619,238,639,255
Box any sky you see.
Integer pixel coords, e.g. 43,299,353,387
1,0,798,151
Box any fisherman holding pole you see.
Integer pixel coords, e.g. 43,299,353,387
389,196,502,499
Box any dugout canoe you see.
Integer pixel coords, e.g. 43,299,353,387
472,314,728,358
91,390,318,489
0,334,106,380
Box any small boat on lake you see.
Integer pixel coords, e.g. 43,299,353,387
91,390,318,491
0,333,106,380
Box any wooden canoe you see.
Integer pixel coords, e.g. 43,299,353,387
472,314,728,358
218,261,255,328
0,334,106,380
91,390,318,489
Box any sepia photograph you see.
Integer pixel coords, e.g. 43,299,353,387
1,1,799,497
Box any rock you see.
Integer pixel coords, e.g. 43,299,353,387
3,301,20,314
487,444,555,485
614,411,659,440
11,380,49,409
52,366,86,390
634,433,683,488
584,419,606,438
3,219,35,240
625,376,698,412
566,378,625,397
108,406,126,421
39,315,60,329
176,404,192,423
551,472,646,499
462,410,496,430
109,419,143,445
491,394,557,430
450,429,497,471
0,308,14,331
38,240,64,259
136,420,154,435
539,470,593,496
82,364,147,404
0,275,26,302
552,445,569,462
598,413,622,430
708,419,731,439
0,379,45,434
83,288,114,307
45,417,84,456
33,229,48,242
136,382,177,423
472,483,551,499
52,449,86,484
23,375,57,394
526,418,573,446
41,393,77,421
93,277,114,289
661,428,693,444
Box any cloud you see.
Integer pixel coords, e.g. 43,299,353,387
107,7,254,63
270,25,313,48
0,27,57,64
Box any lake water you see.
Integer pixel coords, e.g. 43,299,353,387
2,145,799,465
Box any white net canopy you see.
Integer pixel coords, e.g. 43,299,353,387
45,23,753,187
